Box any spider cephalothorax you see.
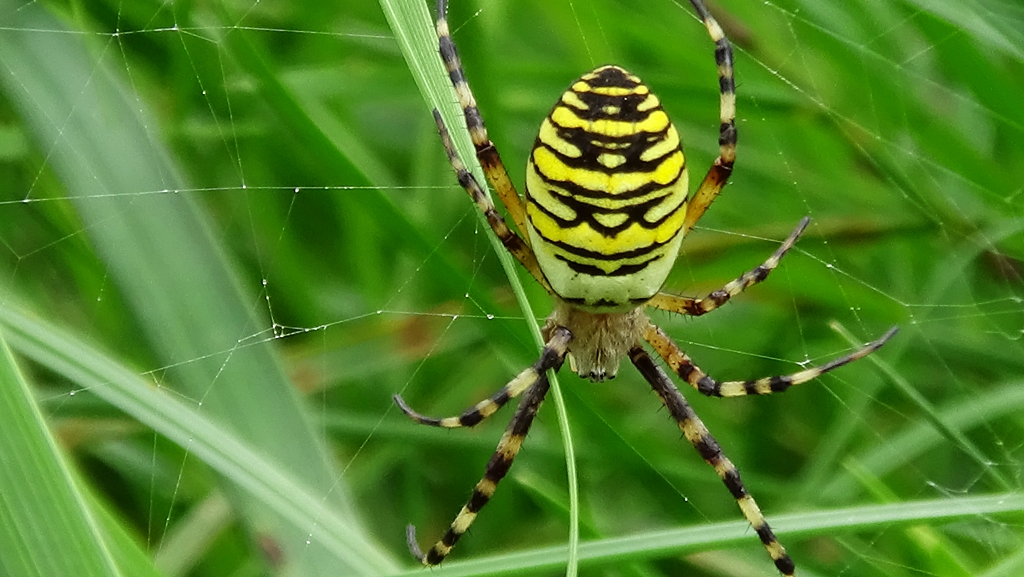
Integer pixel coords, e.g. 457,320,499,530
394,1,896,575
544,302,649,381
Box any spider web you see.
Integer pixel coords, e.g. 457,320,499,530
0,1,1022,577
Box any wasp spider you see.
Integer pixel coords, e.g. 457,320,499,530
394,1,897,575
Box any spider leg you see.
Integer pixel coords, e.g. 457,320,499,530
394,327,571,427
644,323,897,397
649,217,809,316
629,345,795,577
406,343,565,565
432,111,551,292
435,0,531,243
683,0,737,235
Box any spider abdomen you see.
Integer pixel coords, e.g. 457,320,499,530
525,65,689,312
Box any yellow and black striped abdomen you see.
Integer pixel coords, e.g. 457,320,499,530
525,66,689,311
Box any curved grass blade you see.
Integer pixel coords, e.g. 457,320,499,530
379,0,580,573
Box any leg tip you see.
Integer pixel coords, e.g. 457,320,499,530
406,524,428,564
874,325,899,348
393,394,416,418
432,108,449,136
793,215,811,237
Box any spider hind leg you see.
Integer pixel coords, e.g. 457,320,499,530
393,327,571,428
406,369,554,565
630,344,796,577
400,327,571,564
645,323,898,397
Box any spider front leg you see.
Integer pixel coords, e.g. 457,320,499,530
432,110,551,293
683,0,737,235
435,0,526,234
432,0,548,264
407,376,551,564
649,216,809,316
644,322,898,397
399,327,571,564
435,0,532,248
629,345,796,577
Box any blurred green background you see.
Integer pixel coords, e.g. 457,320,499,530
1,0,1022,576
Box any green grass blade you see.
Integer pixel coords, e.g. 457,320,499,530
980,547,1024,577
0,3,394,573
823,378,1024,499
379,0,579,573
832,321,1013,491
0,329,122,577
0,302,394,574
385,492,1024,577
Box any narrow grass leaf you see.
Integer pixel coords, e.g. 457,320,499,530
386,492,1024,577
0,302,395,574
0,330,122,577
0,3,393,574
379,0,579,573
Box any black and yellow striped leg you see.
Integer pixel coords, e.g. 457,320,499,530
644,323,898,397
629,345,795,577
394,327,572,428
683,0,737,235
649,217,809,316
432,110,551,293
435,0,531,241
406,330,569,565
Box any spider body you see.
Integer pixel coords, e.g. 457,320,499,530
526,66,689,313
395,1,897,575
528,65,689,381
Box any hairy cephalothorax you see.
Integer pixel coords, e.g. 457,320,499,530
544,302,649,382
